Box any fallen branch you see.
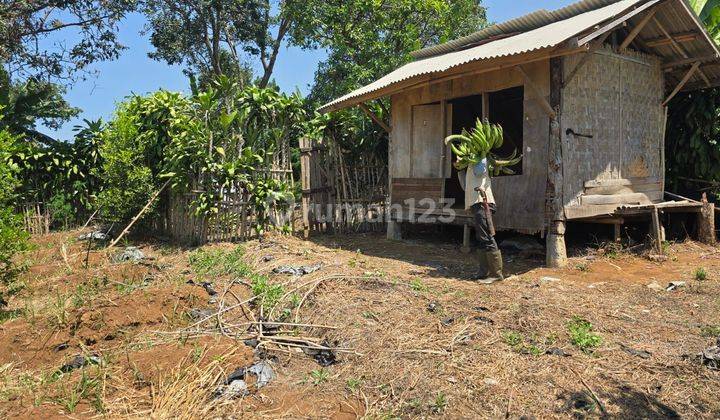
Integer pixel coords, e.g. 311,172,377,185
108,179,171,249
81,208,100,229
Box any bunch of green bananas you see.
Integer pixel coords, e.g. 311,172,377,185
488,149,522,176
444,118,504,170
444,119,521,175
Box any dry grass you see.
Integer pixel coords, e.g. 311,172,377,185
0,229,718,418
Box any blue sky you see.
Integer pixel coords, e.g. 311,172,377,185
42,0,573,140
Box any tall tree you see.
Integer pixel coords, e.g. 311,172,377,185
144,0,486,92
291,0,487,104
143,0,297,88
0,0,136,81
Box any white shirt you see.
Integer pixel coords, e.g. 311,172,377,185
458,159,495,209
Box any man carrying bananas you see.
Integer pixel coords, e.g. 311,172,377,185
447,119,518,284
460,158,504,284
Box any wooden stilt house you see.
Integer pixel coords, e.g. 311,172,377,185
315,0,720,266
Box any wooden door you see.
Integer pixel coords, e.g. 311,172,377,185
411,103,444,178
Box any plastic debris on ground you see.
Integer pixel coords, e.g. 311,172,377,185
214,361,275,399
273,263,322,276
302,340,338,367
546,348,570,357
77,231,109,241
201,282,218,296
59,354,101,373
111,247,145,263
699,338,720,370
666,281,686,292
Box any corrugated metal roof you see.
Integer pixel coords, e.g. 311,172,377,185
412,0,625,60
319,0,645,112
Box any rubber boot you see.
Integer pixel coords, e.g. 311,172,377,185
471,250,489,280
477,250,504,284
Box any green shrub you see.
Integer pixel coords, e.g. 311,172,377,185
0,128,30,304
567,316,602,353
96,91,192,222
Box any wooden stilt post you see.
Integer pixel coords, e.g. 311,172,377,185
651,206,663,254
546,57,568,268
387,219,402,240
462,224,472,254
698,192,716,245
613,223,622,243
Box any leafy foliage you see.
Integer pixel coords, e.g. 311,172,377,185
1,0,136,80
567,316,602,354
0,128,29,304
143,0,291,87
97,79,309,224
0,68,80,138
666,83,720,194
666,1,720,195
690,0,720,42
7,118,103,222
295,0,487,105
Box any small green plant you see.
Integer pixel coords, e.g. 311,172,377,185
191,345,204,363
56,370,104,414
502,331,523,347
431,392,447,413
50,291,68,328
694,267,708,281
409,278,428,293
310,368,329,385
289,293,301,308
662,240,671,254
502,331,544,356
700,325,720,337
346,377,362,393
188,247,248,278
575,263,590,272
251,275,285,310
0,308,23,324
567,316,602,353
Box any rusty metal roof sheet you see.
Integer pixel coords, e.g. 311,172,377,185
320,0,646,112
320,0,720,113
412,0,627,60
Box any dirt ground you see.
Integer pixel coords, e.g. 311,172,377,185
0,228,718,419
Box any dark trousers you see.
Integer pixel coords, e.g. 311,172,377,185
471,203,498,251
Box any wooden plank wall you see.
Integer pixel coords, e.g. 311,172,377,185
562,47,664,219
390,60,551,233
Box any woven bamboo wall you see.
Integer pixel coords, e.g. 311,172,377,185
562,48,664,218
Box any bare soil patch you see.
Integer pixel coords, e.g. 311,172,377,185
0,229,718,418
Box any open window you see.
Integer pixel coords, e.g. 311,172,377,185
489,86,524,176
